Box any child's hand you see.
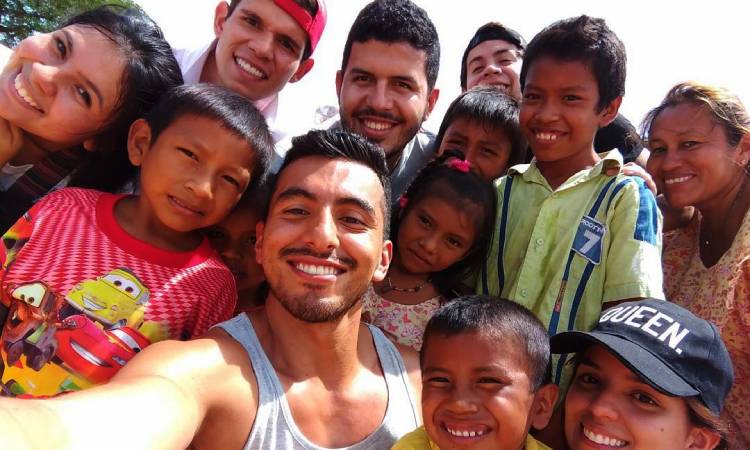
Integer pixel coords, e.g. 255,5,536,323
605,162,657,195
0,117,23,167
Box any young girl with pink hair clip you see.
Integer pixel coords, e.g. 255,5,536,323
362,152,496,350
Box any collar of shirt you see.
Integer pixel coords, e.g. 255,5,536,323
508,149,624,192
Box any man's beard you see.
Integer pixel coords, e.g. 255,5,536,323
271,246,365,323
341,107,422,158
271,284,368,323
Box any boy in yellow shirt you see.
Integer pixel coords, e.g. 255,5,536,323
393,296,557,450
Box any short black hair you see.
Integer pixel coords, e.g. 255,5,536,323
275,129,392,238
422,296,552,391
341,0,440,90
143,84,274,189
227,0,319,60
392,152,496,296
520,15,626,111
435,87,527,168
460,22,526,91
594,114,644,160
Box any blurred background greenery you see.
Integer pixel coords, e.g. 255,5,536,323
0,0,136,47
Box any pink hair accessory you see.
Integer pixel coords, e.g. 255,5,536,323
273,0,327,55
447,158,472,173
398,195,409,208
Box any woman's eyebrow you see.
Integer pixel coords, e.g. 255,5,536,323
62,28,104,109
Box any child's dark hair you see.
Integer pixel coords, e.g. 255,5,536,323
434,87,527,168
341,0,440,90
226,0,319,60
594,114,644,158
234,178,273,308
393,153,496,296
460,22,526,91
520,15,626,111
67,5,183,191
276,129,392,238
422,296,552,391
236,172,272,215
142,84,274,189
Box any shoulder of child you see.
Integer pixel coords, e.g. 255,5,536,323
24,187,102,216
44,186,102,202
526,434,554,450
607,173,658,216
391,427,436,450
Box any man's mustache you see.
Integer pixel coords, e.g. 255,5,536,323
354,107,402,124
280,247,357,269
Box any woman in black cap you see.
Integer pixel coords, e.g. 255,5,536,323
552,299,733,450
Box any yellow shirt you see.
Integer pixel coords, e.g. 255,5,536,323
392,426,552,450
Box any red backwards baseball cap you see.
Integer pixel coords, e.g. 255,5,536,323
273,0,327,55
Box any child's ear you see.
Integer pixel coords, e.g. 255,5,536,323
126,119,152,167
254,221,265,265
529,383,559,431
686,427,721,450
372,239,393,283
598,96,623,129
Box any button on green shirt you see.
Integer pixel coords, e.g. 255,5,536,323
477,151,664,382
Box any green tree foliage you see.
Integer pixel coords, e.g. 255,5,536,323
0,0,136,47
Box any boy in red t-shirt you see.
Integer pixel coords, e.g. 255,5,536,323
0,84,273,396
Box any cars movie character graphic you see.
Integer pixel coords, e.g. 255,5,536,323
54,314,151,383
64,268,150,328
0,269,165,396
0,211,33,272
2,282,62,371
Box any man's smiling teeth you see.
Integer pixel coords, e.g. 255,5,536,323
14,74,42,111
445,427,487,438
235,57,267,79
295,263,338,276
583,427,627,448
362,120,394,131
665,175,692,185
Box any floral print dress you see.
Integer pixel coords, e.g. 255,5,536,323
662,210,750,448
361,287,442,351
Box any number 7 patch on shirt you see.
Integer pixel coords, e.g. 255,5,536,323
572,215,606,265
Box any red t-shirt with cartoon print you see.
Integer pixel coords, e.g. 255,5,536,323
0,188,236,396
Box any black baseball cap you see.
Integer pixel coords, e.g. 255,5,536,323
550,298,734,416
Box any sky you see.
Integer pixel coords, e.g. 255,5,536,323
137,0,750,134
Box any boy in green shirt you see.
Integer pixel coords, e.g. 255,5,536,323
478,16,664,384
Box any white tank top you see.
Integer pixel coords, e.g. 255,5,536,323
215,314,420,450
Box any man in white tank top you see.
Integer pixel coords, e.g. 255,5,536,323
0,129,421,450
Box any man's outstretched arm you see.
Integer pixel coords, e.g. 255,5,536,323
0,339,217,450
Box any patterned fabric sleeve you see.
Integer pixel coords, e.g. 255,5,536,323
190,273,237,339
602,177,664,302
